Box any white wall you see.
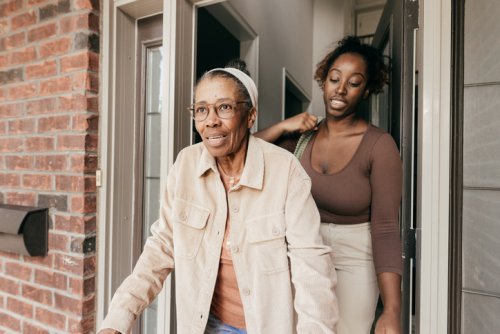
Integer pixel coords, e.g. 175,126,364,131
228,0,315,128
311,0,354,116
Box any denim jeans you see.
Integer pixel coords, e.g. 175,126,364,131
204,313,247,334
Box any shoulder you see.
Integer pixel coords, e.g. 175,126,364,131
254,136,310,180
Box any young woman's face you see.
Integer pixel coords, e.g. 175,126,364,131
193,76,256,159
322,52,369,119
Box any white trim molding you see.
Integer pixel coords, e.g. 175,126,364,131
415,0,452,333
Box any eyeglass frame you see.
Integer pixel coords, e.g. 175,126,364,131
188,99,252,122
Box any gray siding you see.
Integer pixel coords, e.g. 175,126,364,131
462,0,500,329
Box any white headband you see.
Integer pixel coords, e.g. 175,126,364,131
206,67,258,110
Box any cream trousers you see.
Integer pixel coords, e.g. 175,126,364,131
320,222,379,334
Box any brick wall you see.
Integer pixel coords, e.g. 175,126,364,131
0,0,99,333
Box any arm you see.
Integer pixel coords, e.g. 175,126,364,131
254,111,318,142
370,134,403,334
285,161,338,333
99,161,179,333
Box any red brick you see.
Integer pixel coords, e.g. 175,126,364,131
22,323,50,334
0,312,21,332
71,194,96,213
70,154,97,173
74,0,99,10
25,136,54,151
84,256,96,276
6,191,36,206
61,52,89,73
8,82,37,99
55,175,83,192
28,0,50,5
35,307,66,330
1,31,25,50
0,0,23,17
54,253,83,275
0,138,23,152
54,215,96,234
8,118,35,134
0,54,8,68
71,71,99,92
9,46,36,66
23,253,53,268
60,12,99,33
67,315,95,333
34,268,67,290
0,19,9,35
0,120,6,135
26,60,57,79
0,173,20,187
11,11,36,30
69,276,95,296
5,155,33,170
6,297,33,318
59,94,98,112
48,231,70,252
54,293,94,316
39,36,71,58
22,174,52,190
57,134,85,150
34,155,67,171
5,262,32,281
38,115,71,132
0,87,6,101
40,76,72,95
28,23,57,42
72,113,98,131
22,284,53,305
0,276,20,295
26,98,57,115
0,103,23,117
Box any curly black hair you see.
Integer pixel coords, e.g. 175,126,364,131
314,36,389,95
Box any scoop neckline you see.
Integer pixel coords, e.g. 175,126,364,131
306,125,371,176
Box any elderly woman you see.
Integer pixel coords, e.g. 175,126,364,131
99,60,338,334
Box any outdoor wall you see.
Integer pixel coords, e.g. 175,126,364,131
0,0,99,333
462,0,500,332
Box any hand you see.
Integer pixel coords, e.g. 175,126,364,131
98,329,121,334
282,112,318,134
374,309,401,334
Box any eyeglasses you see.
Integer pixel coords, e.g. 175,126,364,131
188,99,251,122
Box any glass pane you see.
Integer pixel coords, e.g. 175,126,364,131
141,44,163,334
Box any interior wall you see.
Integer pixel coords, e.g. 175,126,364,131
226,0,314,129
311,0,354,116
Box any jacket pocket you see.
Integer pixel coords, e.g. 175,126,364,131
172,199,210,259
246,212,289,274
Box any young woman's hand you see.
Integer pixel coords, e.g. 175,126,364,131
281,112,319,134
98,329,121,334
374,309,401,334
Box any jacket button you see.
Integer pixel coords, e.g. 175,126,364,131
231,206,239,213
272,226,280,236
242,288,251,296
179,211,187,221
231,245,239,253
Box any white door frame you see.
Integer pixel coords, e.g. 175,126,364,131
415,0,452,332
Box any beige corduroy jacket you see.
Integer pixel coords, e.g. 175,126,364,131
100,136,338,334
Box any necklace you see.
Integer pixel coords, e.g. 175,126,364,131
217,162,242,188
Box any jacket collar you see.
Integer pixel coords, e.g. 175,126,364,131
197,135,264,190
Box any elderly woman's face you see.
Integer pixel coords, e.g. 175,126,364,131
194,76,255,159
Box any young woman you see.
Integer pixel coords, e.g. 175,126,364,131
256,36,402,334
99,60,338,334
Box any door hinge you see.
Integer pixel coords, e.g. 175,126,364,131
96,169,102,188
404,228,416,260
406,0,419,30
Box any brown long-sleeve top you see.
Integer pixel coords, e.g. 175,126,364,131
278,125,402,275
